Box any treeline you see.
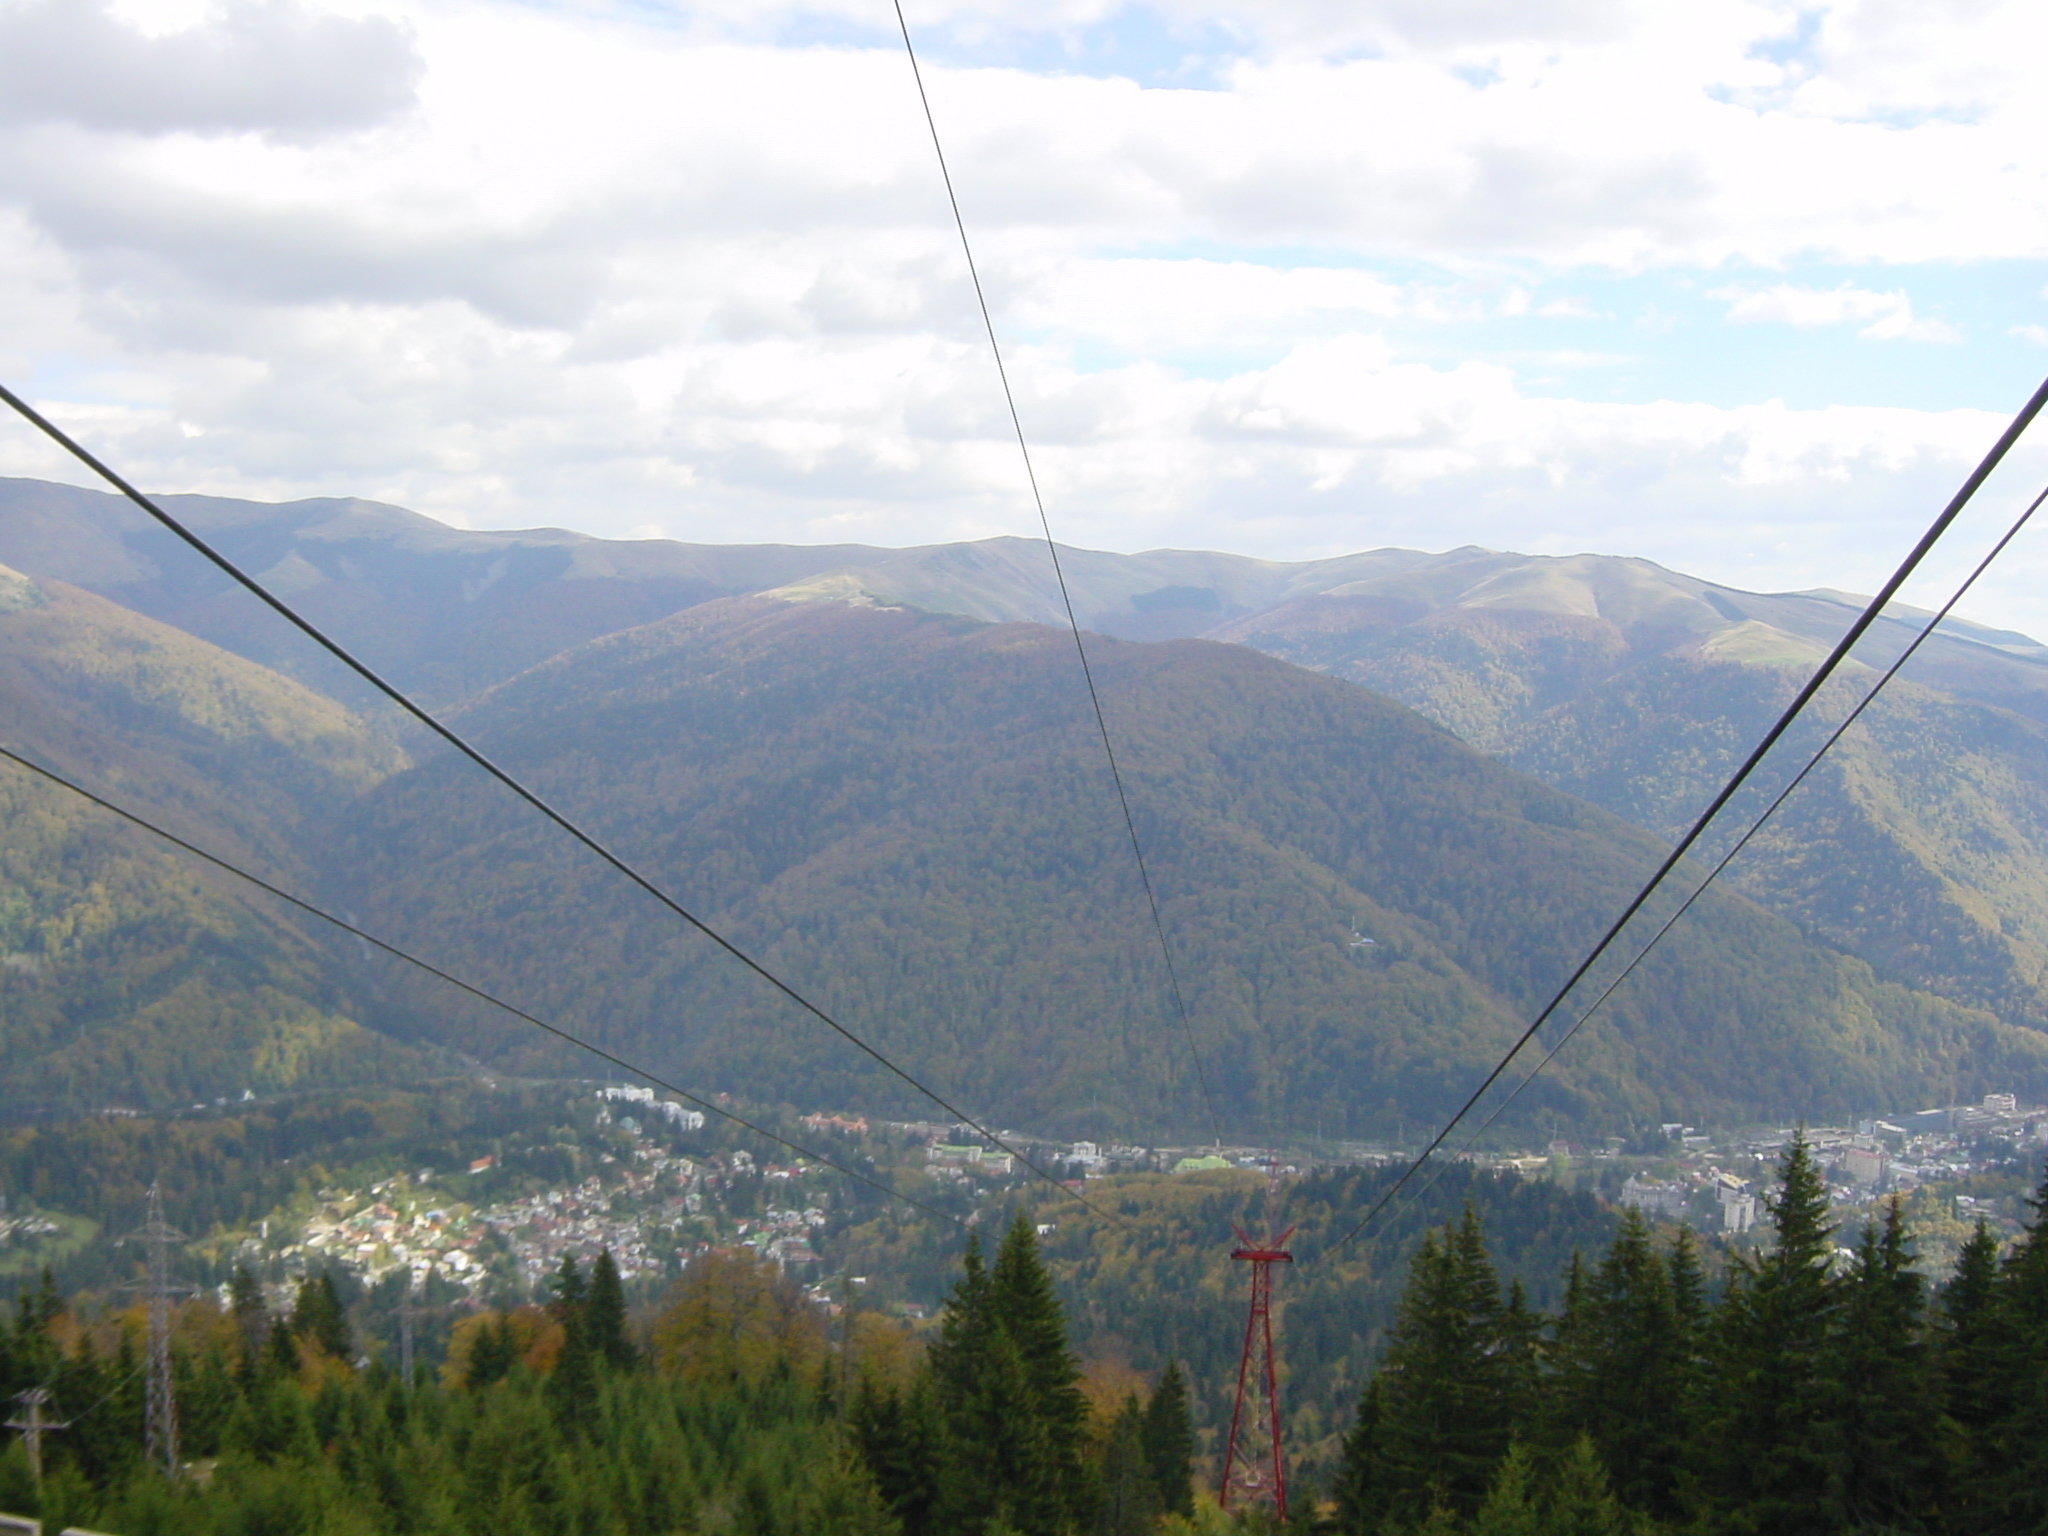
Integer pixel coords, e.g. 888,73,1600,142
1334,1135,2048,1535
0,1219,1198,1536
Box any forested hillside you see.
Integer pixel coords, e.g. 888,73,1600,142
326,597,2048,1138
10,474,2048,1136
14,473,2048,1079
0,564,430,1113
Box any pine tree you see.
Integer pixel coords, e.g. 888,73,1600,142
1332,1375,1389,1535
1980,1167,2048,1530
1467,1443,1542,1536
1499,1279,1540,1433
264,1305,302,1377
464,1314,518,1389
587,1249,635,1370
853,1373,947,1536
1337,1206,1517,1527
1543,1209,1687,1520
927,1234,1028,1529
1140,1359,1195,1517
1693,1131,1839,1536
546,1306,599,1434
1829,1198,1938,1531
1095,1395,1161,1536
987,1215,1090,1536
548,1253,588,1326
1543,1436,1643,1536
229,1263,268,1369
290,1272,353,1361
1935,1219,2002,1534
922,1221,1089,1536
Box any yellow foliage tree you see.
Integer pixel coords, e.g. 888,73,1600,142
651,1250,827,1388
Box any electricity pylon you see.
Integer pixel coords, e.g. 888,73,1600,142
120,1182,185,1477
1220,1155,1293,1518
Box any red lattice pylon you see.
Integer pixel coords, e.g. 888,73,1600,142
1219,1219,1293,1517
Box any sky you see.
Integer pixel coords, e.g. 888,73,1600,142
5,0,2048,627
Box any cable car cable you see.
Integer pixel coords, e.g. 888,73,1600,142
1321,372,2048,1255
0,743,990,1230
890,2,1225,1147
1345,474,2048,1250
0,380,1106,1220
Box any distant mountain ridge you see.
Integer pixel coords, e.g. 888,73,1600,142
10,477,2048,1124
8,477,2042,711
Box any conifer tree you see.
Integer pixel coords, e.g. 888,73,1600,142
264,1304,302,1377
229,1263,268,1367
1467,1443,1542,1536
464,1314,518,1389
549,1253,588,1325
1980,1167,2048,1530
1337,1206,1517,1527
291,1272,352,1361
1095,1395,1161,1536
1543,1436,1643,1536
1499,1278,1540,1428
1830,1197,1938,1531
1543,1209,1687,1519
926,1234,1006,1523
1667,1225,1707,1341
587,1248,636,1370
1140,1359,1195,1517
1935,1219,2003,1533
920,1220,1088,1536
1332,1376,1389,1534
546,1307,599,1434
988,1215,1090,1535
1693,1131,1838,1536
852,1374,947,1536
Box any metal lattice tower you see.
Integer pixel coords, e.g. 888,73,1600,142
6,1389,56,1483
120,1182,185,1478
399,1287,417,1384
1221,1154,1293,1518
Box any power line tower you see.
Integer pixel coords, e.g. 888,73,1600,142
399,1286,418,1384
396,1273,447,1387
1220,1160,1293,1519
120,1182,185,1478
6,1388,58,1483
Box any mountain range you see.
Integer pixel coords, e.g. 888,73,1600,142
6,475,2048,1133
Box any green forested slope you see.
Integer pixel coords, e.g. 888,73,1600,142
1215,561,2048,1044
327,597,2048,1139
0,566,431,1113
1502,658,2048,1035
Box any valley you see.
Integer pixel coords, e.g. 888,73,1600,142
8,477,2048,1531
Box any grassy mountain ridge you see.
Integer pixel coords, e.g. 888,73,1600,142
324,596,2048,1139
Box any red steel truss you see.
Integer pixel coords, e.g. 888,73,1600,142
1220,1220,1293,1517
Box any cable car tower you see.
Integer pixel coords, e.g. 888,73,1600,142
1220,1161,1293,1517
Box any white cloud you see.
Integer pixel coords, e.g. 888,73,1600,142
1,0,2046,632
0,0,421,139
1712,283,1962,342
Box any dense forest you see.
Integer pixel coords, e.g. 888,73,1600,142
1331,1135,2048,1534
9,547,2048,1135
0,1220,1196,1536
4,1142,2047,1534
331,598,2048,1137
